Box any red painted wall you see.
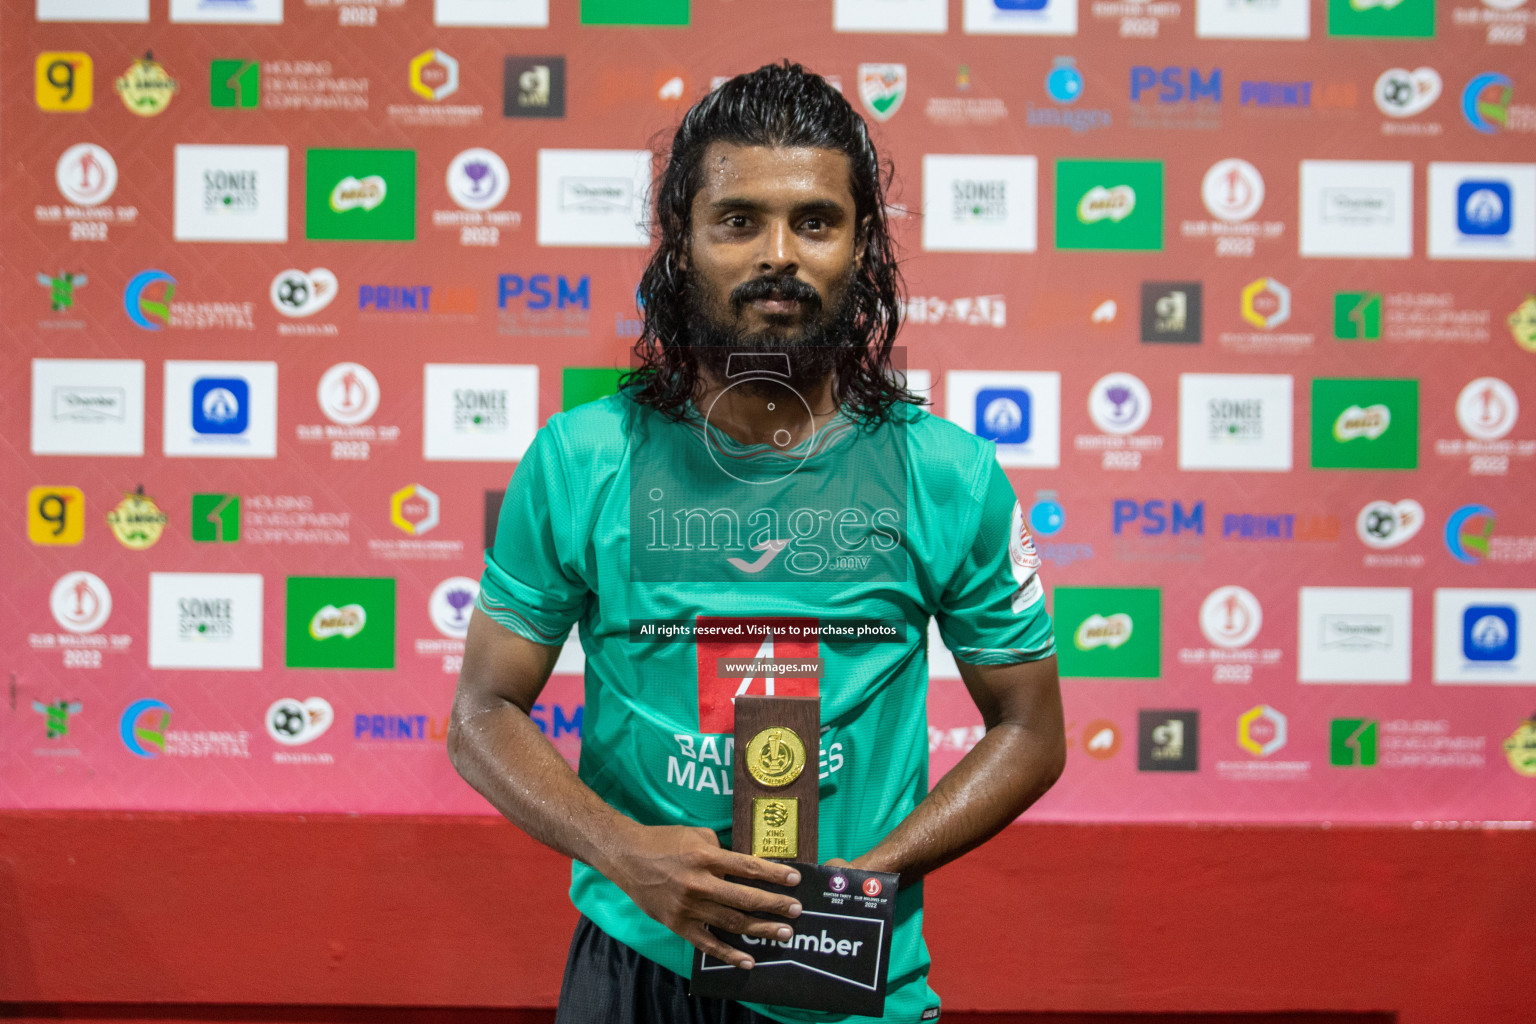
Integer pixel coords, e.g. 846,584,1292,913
0,813,1528,1023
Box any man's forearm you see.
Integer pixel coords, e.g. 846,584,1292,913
853,717,1064,882
448,696,640,875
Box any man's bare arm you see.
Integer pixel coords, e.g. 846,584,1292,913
838,655,1065,882
447,607,803,968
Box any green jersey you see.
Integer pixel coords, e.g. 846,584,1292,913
479,389,1054,1024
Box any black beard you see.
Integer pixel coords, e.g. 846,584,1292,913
684,271,861,400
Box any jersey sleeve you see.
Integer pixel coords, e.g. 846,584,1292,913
477,425,590,646
934,454,1056,666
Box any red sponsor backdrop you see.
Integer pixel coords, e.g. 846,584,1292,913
4,0,1535,823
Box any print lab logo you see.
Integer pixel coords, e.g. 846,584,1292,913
1374,67,1441,117
55,142,117,206
1138,710,1199,772
858,64,906,122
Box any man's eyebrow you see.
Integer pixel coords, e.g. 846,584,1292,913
705,196,849,216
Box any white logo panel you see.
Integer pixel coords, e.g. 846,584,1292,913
1177,373,1293,472
423,363,538,462
834,0,948,32
169,0,282,22
148,572,265,670
963,0,1077,35
537,149,651,248
1196,0,1309,37
1298,160,1413,259
163,360,279,458
36,0,148,21
1433,588,1536,685
1426,162,1536,262
1298,587,1412,685
945,370,1061,468
434,0,547,25
31,358,146,457
174,145,289,243
922,155,1038,253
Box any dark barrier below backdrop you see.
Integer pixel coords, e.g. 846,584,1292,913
0,813,1528,1024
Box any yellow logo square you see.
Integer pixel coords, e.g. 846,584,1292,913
28,486,85,544
36,52,92,111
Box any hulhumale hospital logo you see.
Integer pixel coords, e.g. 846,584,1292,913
120,698,171,757
1462,72,1513,134
124,269,174,329
1444,504,1495,563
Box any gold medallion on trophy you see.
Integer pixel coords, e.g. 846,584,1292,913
745,726,806,788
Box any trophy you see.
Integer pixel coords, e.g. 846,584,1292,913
732,695,819,862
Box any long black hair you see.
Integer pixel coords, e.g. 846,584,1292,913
621,61,918,424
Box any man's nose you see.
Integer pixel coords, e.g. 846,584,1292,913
756,219,798,276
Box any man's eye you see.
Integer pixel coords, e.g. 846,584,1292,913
802,218,824,231
725,215,750,228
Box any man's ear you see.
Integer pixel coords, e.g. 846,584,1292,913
855,214,873,269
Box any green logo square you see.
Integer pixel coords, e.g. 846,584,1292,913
581,0,689,24
1328,0,1434,37
1310,377,1419,469
1054,159,1164,252
1333,292,1381,340
1330,718,1378,766
286,576,396,669
191,493,241,542
210,60,259,109
1053,587,1161,679
562,367,626,411
305,149,416,241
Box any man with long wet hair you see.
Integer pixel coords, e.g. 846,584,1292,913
450,62,1065,1024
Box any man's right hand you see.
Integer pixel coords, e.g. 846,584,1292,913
601,823,804,970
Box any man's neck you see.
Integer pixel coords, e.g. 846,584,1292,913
694,370,841,449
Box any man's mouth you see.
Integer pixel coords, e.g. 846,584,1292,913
750,295,803,315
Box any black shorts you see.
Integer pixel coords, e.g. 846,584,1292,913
554,915,773,1024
